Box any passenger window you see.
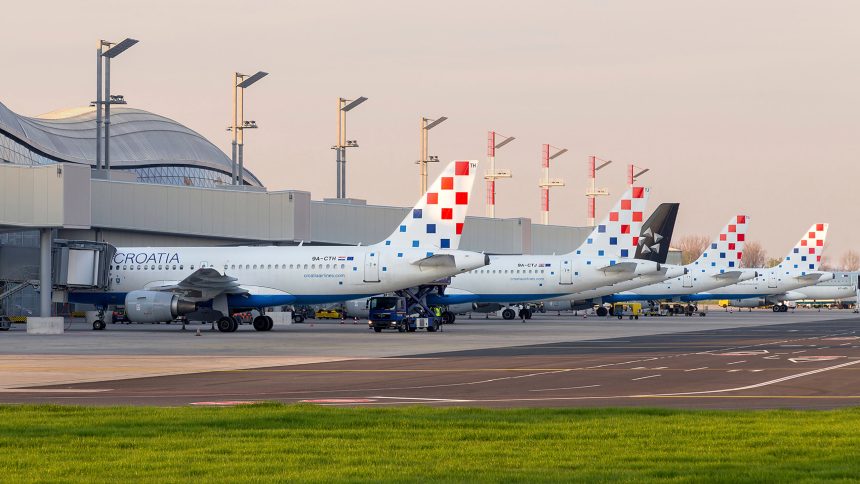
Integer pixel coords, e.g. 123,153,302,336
304,264,308,270
123,265,127,270
289,264,294,269
231,264,235,270
341,264,345,269
268,264,272,270
179,265,183,270
190,265,195,270
326,264,330,269
173,265,177,270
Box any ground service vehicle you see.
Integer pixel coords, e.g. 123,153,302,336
613,303,641,320
367,296,442,332
314,309,343,319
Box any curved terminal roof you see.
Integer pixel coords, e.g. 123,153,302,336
0,101,262,187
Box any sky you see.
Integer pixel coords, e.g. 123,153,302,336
2,0,858,260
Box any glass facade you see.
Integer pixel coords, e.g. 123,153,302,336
1,130,250,187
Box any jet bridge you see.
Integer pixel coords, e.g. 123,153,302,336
51,240,115,291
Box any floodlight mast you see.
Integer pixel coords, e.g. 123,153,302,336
485,131,515,218
627,164,649,187
332,96,367,198
229,71,267,185
418,115,447,195
94,38,137,175
586,155,612,226
539,144,568,224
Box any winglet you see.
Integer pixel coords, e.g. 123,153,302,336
379,160,478,250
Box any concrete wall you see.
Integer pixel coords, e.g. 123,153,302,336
0,163,90,229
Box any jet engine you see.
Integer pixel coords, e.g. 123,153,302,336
125,290,197,323
729,298,767,308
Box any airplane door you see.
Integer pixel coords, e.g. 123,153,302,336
768,272,778,288
364,251,380,282
559,259,573,285
682,274,693,288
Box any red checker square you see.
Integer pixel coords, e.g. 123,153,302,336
720,234,727,241
728,243,736,250
621,224,630,234
632,212,643,222
808,247,815,254
737,252,743,259
621,199,632,210
454,161,470,176
441,177,454,190
817,255,822,262
456,223,464,235
737,234,745,242
455,192,469,205
728,224,736,233
816,223,824,231
426,192,438,204
632,236,639,246
801,239,807,246
609,212,619,222
808,231,816,239
737,215,746,224
632,187,645,198
816,239,824,246
441,208,453,220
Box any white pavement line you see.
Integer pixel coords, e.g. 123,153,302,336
727,369,742,373
632,374,661,381
638,359,860,397
751,369,765,372
530,385,602,392
727,361,746,365
792,350,807,354
685,367,708,372
631,367,647,370
653,367,668,370
370,396,474,403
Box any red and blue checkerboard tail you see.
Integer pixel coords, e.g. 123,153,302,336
574,186,650,260
379,160,479,250
691,215,750,271
775,223,829,274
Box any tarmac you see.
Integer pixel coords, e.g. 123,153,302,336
0,309,858,409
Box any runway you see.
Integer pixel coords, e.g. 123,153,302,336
2,314,859,408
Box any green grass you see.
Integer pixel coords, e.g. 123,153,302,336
1,404,860,482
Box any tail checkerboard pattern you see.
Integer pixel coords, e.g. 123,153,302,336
381,160,478,251
777,223,829,274
691,215,750,273
575,186,650,261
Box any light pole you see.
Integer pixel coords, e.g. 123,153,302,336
332,96,367,198
586,155,612,226
627,163,649,187
485,131,514,218
418,115,447,195
94,37,137,175
229,71,267,186
539,144,568,225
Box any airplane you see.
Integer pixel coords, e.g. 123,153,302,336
541,203,686,312
69,160,490,332
426,186,663,319
684,223,833,312
562,214,757,313
728,272,858,310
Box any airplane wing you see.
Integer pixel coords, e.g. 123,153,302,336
598,261,639,273
412,254,456,269
145,268,248,301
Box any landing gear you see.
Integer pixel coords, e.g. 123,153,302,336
442,311,456,324
217,316,239,333
502,308,516,320
775,304,788,312
92,308,107,331
595,306,608,317
253,315,274,331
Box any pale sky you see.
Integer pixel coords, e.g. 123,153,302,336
2,1,858,260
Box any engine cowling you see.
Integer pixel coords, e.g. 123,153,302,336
125,290,197,323
729,298,767,308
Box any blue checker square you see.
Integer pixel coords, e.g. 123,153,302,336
353,267,357,271
598,225,606,233
413,209,423,219
729,261,735,267
801,256,807,261
720,269,725,274
794,264,798,268
382,267,387,272
426,223,436,233
587,238,593,244
794,248,799,253
440,238,450,249
609,237,617,246
809,263,815,269
598,250,605,256
719,252,726,259
576,250,581,255
711,262,716,267
399,225,406,232
586,261,591,265
385,241,391,245
609,260,616,265
412,240,419,247
426,252,434,257
711,243,717,249
621,249,629,257
397,252,403,258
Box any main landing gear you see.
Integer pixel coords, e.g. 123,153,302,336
253,315,274,331
772,304,789,313
217,316,240,333
92,308,107,331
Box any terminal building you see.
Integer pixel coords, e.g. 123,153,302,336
0,100,674,316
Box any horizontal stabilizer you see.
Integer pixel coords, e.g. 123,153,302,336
795,272,827,282
412,254,456,269
599,261,639,273
712,270,745,280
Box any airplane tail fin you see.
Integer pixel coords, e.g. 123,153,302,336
776,223,829,274
691,215,750,272
574,186,650,261
380,160,478,250
634,203,680,264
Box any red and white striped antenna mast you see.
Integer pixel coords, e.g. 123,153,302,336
485,130,514,218
586,155,612,226
539,144,568,225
